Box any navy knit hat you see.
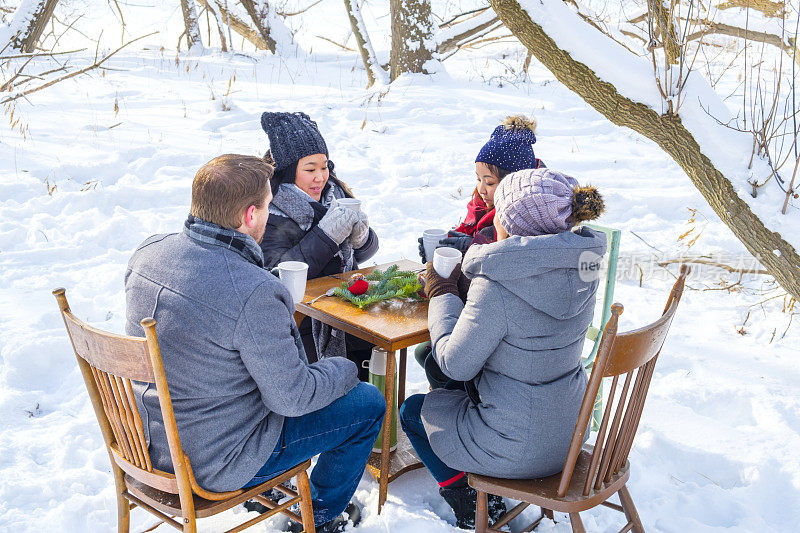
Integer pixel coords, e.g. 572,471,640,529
260,111,328,172
475,115,537,173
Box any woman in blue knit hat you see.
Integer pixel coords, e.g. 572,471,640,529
414,114,545,390
260,111,379,378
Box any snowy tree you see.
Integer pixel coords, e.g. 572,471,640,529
344,0,388,86
488,0,800,299
390,0,437,80
180,0,203,50
0,0,59,53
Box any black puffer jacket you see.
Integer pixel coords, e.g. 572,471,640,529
261,177,378,278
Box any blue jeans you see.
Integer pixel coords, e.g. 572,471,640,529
244,383,385,525
399,393,463,485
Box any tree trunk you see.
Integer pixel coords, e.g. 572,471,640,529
181,0,203,49
489,0,800,299
196,0,268,50
4,0,59,53
205,1,229,51
343,0,388,86
651,0,680,65
240,0,278,53
390,0,435,80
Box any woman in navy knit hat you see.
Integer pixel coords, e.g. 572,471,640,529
260,111,379,380
414,114,545,391
417,114,544,262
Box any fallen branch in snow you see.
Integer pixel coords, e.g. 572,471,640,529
657,258,770,275
685,19,799,66
0,31,156,104
195,0,267,50
716,0,786,18
240,0,279,53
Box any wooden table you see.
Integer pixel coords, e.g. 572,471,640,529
294,259,429,513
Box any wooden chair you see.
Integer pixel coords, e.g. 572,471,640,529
469,265,690,533
53,288,316,533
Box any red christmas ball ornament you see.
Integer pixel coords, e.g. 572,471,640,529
348,273,369,295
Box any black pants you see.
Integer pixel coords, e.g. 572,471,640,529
413,341,451,390
414,341,480,403
299,317,373,381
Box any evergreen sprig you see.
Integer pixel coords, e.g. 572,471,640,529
334,264,424,309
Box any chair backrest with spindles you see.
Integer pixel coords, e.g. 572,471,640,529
53,288,192,499
556,265,690,498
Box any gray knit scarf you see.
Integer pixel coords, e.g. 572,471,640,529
268,182,353,360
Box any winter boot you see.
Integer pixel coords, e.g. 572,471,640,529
439,485,477,530
286,501,362,533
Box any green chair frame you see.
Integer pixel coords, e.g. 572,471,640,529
580,224,621,430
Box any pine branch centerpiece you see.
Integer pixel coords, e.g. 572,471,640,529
334,264,425,309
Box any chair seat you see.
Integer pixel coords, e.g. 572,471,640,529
124,459,312,519
468,448,630,514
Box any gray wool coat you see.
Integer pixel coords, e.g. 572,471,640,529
125,232,360,492
422,226,607,479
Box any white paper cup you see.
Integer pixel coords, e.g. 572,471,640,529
433,247,462,277
423,229,447,262
276,261,309,304
333,198,361,212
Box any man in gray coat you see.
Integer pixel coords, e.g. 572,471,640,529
126,154,384,532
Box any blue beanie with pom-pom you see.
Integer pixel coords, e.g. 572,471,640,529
475,114,538,173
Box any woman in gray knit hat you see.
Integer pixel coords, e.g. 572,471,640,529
400,168,606,529
259,111,379,377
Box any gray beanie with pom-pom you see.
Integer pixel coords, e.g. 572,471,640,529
494,168,579,236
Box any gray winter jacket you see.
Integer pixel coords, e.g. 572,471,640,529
421,226,607,479
125,232,360,492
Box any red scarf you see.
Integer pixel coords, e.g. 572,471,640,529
454,192,496,237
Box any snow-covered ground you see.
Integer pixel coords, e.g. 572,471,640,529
2,1,800,531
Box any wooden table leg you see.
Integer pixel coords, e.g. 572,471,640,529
397,348,407,407
377,349,396,514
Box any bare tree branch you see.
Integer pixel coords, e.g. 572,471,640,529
1,32,156,104
686,18,800,66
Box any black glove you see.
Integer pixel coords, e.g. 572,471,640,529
418,236,427,263
438,230,473,254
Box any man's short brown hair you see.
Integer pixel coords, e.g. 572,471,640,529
191,154,273,229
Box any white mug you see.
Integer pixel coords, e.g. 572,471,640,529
422,228,447,262
276,261,309,304
433,247,462,277
333,198,362,212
